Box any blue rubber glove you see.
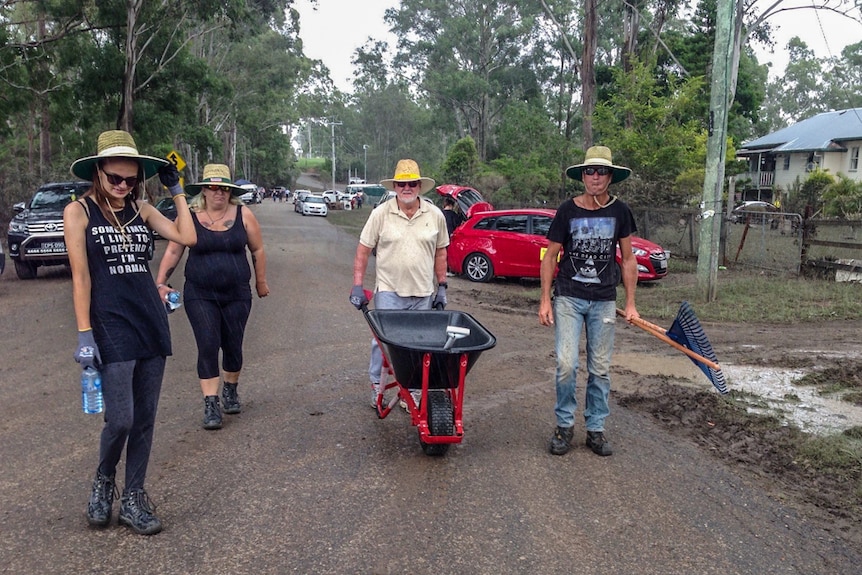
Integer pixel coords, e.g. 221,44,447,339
350,285,369,309
433,285,447,310
158,164,183,197
74,329,102,370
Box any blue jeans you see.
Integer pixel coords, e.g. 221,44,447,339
368,291,432,383
553,297,616,431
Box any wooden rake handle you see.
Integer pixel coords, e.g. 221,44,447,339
615,309,720,370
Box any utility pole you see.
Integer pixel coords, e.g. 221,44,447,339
328,120,342,190
697,0,736,302
363,144,368,182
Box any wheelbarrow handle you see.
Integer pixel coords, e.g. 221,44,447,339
615,309,720,370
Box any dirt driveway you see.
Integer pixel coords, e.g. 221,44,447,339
0,200,859,574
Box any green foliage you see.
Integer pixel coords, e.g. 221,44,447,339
798,169,835,214
592,59,707,206
822,174,862,218
440,136,479,184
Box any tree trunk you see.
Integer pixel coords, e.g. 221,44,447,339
581,0,597,149
119,0,143,132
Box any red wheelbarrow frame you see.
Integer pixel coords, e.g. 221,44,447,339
372,338,468,445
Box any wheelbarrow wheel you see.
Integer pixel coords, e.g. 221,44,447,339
421,390,453,456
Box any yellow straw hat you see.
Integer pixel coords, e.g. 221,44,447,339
380,159,436,194
70,130,169,181
184,164,245,197
565,146,632,185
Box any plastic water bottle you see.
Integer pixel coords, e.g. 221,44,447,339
166,290,182,313
81,367,103,414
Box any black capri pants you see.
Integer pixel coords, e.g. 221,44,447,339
184,297,252,379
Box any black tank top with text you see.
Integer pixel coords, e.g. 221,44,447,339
84,197,171,363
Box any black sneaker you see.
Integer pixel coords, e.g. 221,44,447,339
86,471,117,527
549,426,574,455
203,395,223,430
586,431,613,456
221,382,241,414
118,489,162,535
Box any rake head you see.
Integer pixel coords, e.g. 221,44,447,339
667,301,728,394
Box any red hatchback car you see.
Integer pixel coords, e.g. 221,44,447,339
447,208,669,283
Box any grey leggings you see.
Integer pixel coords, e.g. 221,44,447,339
98,356,165,490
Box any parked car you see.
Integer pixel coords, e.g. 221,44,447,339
435,184,494,219
447,208,668,283
0,234,5,276
730,201,779,224
239,185,261,204
321,190,339,205
150,197,178,239
301,195,328,217
293,190,313,213
7,181,91,279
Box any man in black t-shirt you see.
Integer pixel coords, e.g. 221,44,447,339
538,146,641,457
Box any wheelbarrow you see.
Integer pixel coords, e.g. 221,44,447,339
362,307,496,456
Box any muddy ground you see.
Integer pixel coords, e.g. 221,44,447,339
454,273,862,544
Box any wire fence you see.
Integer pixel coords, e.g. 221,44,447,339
630,206,862,278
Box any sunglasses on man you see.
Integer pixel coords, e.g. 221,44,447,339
101,170,139,188
583,166,611,176
395,181,420,189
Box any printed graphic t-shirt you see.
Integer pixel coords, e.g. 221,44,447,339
546,196,637,301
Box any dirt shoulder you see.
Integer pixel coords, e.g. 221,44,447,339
451,275,862,545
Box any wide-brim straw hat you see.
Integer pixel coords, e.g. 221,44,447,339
184,164,245,197
380,159,436,194
566,145,632,185
70,130,169,181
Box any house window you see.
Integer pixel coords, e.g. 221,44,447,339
851,147,859,172
783,155,790,170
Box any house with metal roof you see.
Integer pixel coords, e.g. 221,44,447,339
736,108,862,203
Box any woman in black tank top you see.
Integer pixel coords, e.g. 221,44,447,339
155,164,269,431
64,130,197,535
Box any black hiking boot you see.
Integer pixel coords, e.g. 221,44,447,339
221,382,241,414
118,489,162,535
203,395,223,430
86,471,117,527
549,426,575,456
586,431,613,456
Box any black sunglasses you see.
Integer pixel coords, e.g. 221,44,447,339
205,185,231,192
583,166,611,176
395,181,420,189
102,170,139,188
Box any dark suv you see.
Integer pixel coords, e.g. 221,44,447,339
7,182,91,279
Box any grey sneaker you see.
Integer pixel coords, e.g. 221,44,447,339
86,471,117,527
399,389,421,412
586,431,613,456
370,382,381,409
221,382,241,414
203,395,223,430
549,426,574,455
118,489,162,535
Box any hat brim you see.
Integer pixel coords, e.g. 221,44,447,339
566,163,631,185
185,181,245,197
380,177,436,194
70,155,169,181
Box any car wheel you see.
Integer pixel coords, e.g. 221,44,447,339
464,253,493,282
14,260,37,280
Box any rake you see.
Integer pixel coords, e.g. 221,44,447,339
616,301,728,394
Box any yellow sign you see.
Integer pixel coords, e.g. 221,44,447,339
166,150,186,171
539,247,561,262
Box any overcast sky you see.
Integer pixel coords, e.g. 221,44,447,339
294,1,862,91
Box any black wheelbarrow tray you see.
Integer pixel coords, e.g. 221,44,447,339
364,309,496,456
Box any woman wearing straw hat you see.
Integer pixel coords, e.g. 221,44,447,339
64,130,197,535
349,159,449,410
155,164,269,431
538,146,640,457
